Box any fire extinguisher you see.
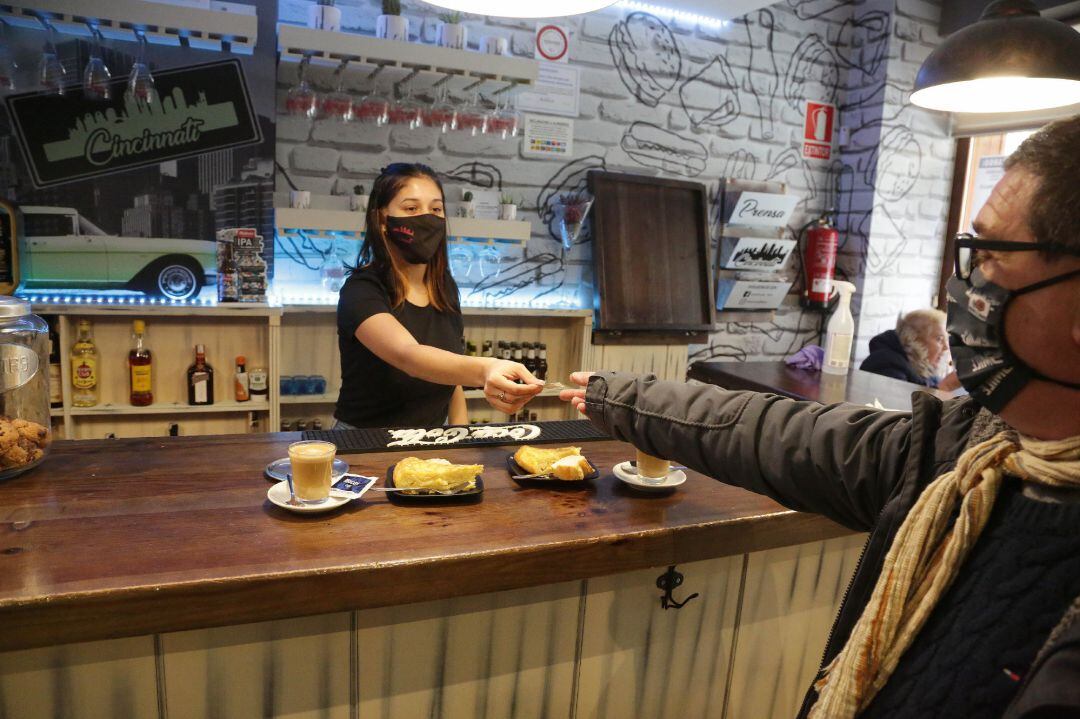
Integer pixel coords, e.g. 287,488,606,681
800,211,839,310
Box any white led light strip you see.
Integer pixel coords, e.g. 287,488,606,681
617,0,727,27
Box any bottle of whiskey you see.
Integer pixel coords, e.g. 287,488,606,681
71,319,99,407
128,319,153,406
234,355,250,402
481,340,493,359
48,321,62,408
524,342,537,374
187,344,214,405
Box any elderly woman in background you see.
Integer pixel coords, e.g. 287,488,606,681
860,309,960,389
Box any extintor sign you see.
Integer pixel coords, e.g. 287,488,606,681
802,101,835,160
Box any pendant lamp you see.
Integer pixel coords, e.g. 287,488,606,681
911,0,1080,113
421,0,616,18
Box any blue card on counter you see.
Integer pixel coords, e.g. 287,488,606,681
333,474,375,496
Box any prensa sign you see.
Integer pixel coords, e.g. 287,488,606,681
6,59,261,188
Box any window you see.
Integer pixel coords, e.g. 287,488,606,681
23,213,76,238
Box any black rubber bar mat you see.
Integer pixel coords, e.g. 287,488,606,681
302,420,611,453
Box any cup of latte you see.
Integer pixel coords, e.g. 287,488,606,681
635,449,671,484
288,440,337,504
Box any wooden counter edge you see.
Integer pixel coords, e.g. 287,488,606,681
0,510,855,652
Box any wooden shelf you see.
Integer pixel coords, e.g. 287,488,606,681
2,0,257,54
275,207,365,236
68,400,269,417
29,303,280,318
280,394,337,404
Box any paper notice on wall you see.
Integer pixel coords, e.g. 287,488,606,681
970,155,1005,225
522,115,574,160
516,62,580,118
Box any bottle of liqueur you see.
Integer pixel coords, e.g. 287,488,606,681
481,340,493,359
537,343,549,382
234,356,250,402
187,344,214,406
71,319,99,407
48,322,62,408
524,342,537,375
128,320,153,406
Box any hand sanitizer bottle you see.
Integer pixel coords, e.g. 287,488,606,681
822,281,857,375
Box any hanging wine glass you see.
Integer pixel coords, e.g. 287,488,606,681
489,92,522,141
478,243,501,280
285,56,318,118
388,81,423,129
38,25,67,96
0,23,18,91
424,84,457,134
320,61,352,122
457,91,487,137
448,244,474,283
127,31,155,104
82,27,112,101
356,80,389,126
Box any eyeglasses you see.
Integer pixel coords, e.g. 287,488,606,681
952,233,1071,281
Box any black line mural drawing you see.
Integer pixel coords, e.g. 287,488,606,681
786,0,848,21
443,161,503,191
868,126,922,202
740,9,780,141
620,121,708,177
678,56,741,131
608,12,682,108
835,11,889,78
537,154,606,246
784,35,840,112
688,342,748,363
719,148,759,181
467,251,565,301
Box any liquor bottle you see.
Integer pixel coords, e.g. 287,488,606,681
499,341,510,361
537,343,549,382
187,344,214,405
48,322,62,408
481,340,493,359
128,319,153,406
512,342,524,364
234,355,250,402
524,342,537,375
466,340,478,357
71,319,99,407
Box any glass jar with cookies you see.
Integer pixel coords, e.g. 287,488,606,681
0,297,52,479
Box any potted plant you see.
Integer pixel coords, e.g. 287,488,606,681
376,0,409,41
307,0,342,32
458,191,475,218
350,184,368,212
436,11,467,50
498,193,518,221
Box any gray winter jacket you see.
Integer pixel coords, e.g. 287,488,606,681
583,372,1080,719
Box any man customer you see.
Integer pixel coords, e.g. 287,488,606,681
860,309,959,389
562,116,1080,718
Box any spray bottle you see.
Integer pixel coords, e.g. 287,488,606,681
822,281,857,375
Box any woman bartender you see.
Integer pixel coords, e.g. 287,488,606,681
335,163,542,429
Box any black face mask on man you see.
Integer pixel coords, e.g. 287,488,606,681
385,214,446,264
946,267,1080,413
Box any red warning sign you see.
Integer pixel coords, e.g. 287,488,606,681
802,101,835,160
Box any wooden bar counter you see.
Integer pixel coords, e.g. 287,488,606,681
0,432,854,652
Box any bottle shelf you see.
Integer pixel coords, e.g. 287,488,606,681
68,399,270,416
1,0,257,54
280,393,337,405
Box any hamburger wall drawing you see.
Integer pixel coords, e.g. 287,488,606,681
0,45,275,303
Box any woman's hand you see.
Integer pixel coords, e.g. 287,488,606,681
482,359,543,414
558,371,594,416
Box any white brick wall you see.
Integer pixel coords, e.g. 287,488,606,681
277,0,954,368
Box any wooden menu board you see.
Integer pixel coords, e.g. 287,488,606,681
588,171,713,336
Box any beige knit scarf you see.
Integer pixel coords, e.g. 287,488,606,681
808,430,1080,718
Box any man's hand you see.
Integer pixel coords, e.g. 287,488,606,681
558,371,594,416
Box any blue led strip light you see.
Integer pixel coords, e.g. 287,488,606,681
617,0,727,27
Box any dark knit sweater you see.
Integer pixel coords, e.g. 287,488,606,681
861,477,1080,719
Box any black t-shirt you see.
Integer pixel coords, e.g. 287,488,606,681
335,266,464,428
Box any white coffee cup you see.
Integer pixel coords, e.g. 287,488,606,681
481,36,508,56
289,190,311,209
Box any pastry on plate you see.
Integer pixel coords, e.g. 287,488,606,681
394,457,482,492
514,445,591,480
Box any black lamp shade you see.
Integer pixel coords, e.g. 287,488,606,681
912,0,1080,112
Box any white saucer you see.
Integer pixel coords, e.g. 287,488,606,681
613,461,686,491
267,481,354,513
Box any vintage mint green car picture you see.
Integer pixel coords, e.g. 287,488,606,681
18,206,217,301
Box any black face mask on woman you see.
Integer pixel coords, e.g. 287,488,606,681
946,267,1080,413
385,214,446,264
